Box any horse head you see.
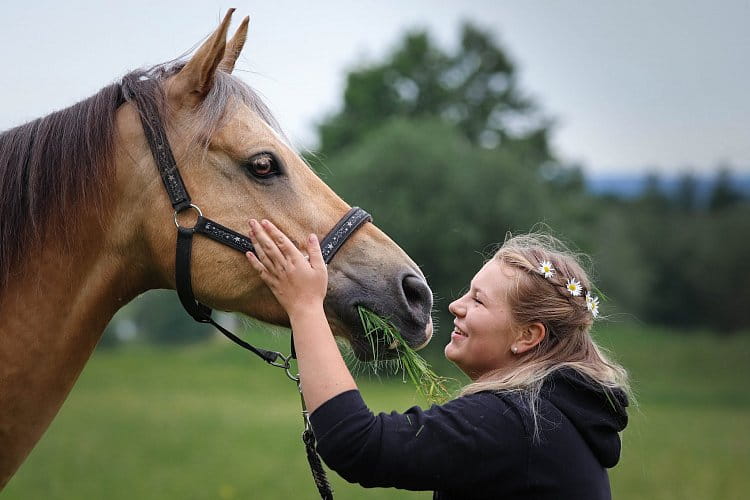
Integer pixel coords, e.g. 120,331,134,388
112,10,433,358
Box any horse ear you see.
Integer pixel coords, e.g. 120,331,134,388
169,9,235,107
218,16,249,74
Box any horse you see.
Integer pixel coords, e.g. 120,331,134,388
0,10,433,488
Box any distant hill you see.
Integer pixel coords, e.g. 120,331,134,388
585,172,750,201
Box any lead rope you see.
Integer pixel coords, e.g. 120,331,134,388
299,387,334,499
291,335,334,500
221,334,332,500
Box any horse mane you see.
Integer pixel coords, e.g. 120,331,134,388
0,62,285,292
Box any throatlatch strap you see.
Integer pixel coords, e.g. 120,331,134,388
176,227,212,322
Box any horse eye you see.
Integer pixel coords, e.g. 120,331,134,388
245,153,280,178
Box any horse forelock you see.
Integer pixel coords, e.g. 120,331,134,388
0,60,287,294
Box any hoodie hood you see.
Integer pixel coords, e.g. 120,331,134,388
543,369,629,468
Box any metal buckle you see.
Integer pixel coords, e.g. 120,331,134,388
173,203,203,230
269,352,300,382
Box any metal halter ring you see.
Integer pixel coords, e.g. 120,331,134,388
173,203,203,230
269,352,301,382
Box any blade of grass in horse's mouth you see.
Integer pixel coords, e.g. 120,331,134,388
357,306,452,405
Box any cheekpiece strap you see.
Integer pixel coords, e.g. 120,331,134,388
131,92,192,211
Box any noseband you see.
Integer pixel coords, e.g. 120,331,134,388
129,91,371,364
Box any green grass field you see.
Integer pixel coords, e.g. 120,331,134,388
4,324,749,499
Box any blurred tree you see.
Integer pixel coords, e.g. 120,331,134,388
101,290,213,347
132,291,213,344
708,168,744,211
675,173,700,212
594,172,750,333
695,204,750,333
588,201,654,317
317,23,550,158
639,174,671,211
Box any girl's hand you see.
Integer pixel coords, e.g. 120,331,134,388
245,218,328,318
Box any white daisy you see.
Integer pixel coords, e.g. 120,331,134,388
538,260,555,278
565,277,582,296
586,292,600,318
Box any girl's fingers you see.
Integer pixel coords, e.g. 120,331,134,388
247,220,269,265
245,250,277,289
307,233,325,269
261,219,302,263
244,250,266,274
249,219,284,272
256,220,288,269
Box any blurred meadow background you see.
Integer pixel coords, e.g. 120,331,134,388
2,1,749,499
4,326,749,499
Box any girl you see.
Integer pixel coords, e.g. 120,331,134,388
245,218,629,499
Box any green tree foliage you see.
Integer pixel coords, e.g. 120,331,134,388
708,168,744,211
675,173,699,212
101,290,213,347
595,171,749,333
317,24,549,156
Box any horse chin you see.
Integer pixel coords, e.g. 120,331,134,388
345,320,401,362
327,301,433,362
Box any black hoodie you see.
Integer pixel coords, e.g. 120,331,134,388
310,369,628,499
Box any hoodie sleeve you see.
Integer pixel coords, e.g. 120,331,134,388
309,389,528,491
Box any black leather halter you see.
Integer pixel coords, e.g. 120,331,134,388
129,91,372,365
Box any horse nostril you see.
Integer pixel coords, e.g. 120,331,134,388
401,274,432,318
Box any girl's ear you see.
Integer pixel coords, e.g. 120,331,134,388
511,322,546,355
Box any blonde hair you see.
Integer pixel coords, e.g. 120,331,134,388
461,233,631,433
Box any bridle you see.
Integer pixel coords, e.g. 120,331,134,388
129,89,369,499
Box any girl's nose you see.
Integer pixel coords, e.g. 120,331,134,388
448,298,464,317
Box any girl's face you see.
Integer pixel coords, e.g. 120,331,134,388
445,260,518,380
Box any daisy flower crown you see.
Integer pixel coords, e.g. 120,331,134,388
536,260,600,318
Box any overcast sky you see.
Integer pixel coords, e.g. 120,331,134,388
1,0,748,175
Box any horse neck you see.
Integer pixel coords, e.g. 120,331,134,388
0,217,143,487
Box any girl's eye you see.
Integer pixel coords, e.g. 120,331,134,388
245,153,280,178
